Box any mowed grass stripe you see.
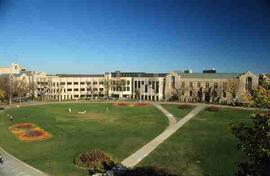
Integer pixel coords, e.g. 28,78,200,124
0,103,167,176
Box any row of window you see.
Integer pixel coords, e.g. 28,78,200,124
111,87,130,91
180,82,227,89
134,81,159,93
38,88,104,93
38,81,103,86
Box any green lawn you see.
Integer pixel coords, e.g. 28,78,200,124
140,108,252,176
0,103,167,176
161,104,194,120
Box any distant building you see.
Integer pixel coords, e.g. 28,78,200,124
0,63,260,104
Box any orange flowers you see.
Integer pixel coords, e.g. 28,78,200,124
9,123,51,141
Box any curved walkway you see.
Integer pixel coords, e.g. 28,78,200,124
121,104,205,168
152,103,177,126
0,147,48,176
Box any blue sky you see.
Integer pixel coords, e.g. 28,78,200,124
0,0,269,74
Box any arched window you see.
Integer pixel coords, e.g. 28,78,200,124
245,77,252,93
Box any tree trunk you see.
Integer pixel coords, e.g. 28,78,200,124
9,95,12,105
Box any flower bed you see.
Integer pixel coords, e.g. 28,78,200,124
112,102,130,106
9,123,51,141
113,102,148,107
205,106,220,112
9,123,36,132
177,104,194,109
74,150,115,173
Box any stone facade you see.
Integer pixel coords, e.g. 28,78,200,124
165,71,258,104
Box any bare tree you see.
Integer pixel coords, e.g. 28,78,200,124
227,79,239,105
104,78,111,99
0,75,15,105
14,79,29,104
135,88,141,101
28,80,37,100
86,83,94,100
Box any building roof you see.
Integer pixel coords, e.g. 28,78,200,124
111,71,167,77
176,72,243,79
55,74,104,77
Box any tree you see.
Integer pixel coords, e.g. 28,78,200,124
135,88,141,101
28,80,37,100
104,79,111,99
227,79,239,105
252,80,270,108
14,79,29,104
115,79,126,99
0,75,15,105
0,89,5,99
229,78,270,175
229,112,270,176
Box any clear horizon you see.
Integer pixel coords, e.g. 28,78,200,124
0,0,270,74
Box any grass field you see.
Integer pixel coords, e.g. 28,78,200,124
140,108,252,176
161,104,195,120
0,103,168,176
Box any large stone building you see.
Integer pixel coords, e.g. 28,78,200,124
165,71,258,104
0,63,260,104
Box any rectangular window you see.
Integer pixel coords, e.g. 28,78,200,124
80,82,85,85
189,82,193,88
67,89,72,92
127,87,130,91
74,88,79,91
156,81,159,93
145,85,148,93
74,95,79,98
127,80,130,85
138,81,141,89
99,88,104,91
87,82,91,85
60,82,65,85
135,81,137,88
99,81,103,85
80,88,85,91
74,82,78,85
67,82,72,85
171,76,176,88
93,82,97,85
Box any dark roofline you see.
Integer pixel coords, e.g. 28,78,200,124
55,74,104,77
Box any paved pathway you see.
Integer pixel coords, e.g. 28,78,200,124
121,104,205,168
152,103,177,126
0,147,48,176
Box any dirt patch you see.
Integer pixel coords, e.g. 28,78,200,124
9,123,51,142
113,102,149,107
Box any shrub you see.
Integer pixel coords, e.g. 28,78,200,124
118,166,177,176
177,104,193,109
205,106,220,111
74,150,115,174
